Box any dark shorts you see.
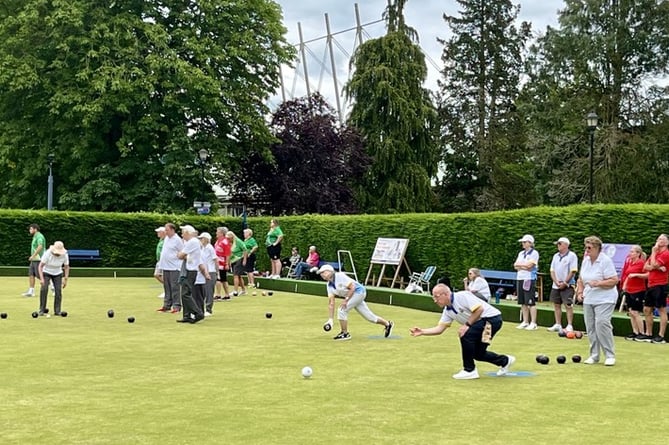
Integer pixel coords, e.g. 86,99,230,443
28,261,40,277
516,280,536,306
644,285,667,308
217,268,228,282
246,254,256,273
549,287,574,306
231,260,245,276
267,244,282,260
626,291,645,312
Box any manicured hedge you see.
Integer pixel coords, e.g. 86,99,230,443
2,204,667,288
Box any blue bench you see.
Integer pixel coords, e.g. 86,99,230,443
68,249,101,261
480,269,517,292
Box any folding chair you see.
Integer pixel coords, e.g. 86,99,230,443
407,266,437,293
284,256,301,278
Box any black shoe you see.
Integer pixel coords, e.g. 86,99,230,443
176,318,194,323
384,321,394,338
333,332,351,341
625,333,638,341
634,334,652,342
652,336,666,344
192,314,205,323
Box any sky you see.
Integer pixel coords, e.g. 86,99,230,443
271,0,565,113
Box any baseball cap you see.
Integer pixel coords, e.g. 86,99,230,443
554,237,570,246
155,226,165,232
317,264,334,274
180,225,197,234
198,232,212,240
518,234,535,243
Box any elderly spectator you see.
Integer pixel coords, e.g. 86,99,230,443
293,246,321,279
640,234,669,343
154,226,166,299
620,245,648,341
226,230,248,296
514,234,540,330
38,241,70,316
157,223,183,313
547,237,579,333
176,225,208,323
199,232,217,317
576,236,619,365
243,228,259,288
463,268,491,301
214,227,232,301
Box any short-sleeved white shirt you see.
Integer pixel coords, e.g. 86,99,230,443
515,248,539,280
182,237,202,272
439,291,501,326
580,253,618,305
201,244,217,273
326,272,365,297
40,249,69,276
550,250,579,288
468,276,491,301
159,234,183,271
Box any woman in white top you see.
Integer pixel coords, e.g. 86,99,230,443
463,268,491,301
38,241,70,316
576,236,619,366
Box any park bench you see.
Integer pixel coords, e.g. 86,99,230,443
68,249,101,262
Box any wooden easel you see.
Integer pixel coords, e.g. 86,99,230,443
364,238,412,289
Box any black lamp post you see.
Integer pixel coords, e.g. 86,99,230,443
47,153,55,210
197,149,209,211
586,112,598,204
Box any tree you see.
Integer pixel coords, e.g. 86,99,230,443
344,0,439,214
0,0,293,211
436,0,533,212
231,93,370,215
520,0,669,204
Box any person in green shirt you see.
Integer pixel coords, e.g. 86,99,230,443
243,228,259,288
23,223,46,297
265,218,284,279
226,230,248,296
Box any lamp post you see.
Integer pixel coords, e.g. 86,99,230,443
586,112,598,204
195,149,210,214
47,153,55,210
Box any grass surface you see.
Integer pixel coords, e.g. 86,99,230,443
1,277,667,444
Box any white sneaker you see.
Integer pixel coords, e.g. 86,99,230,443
204,311,212,317
604,357,616,366
525,323,538,330
22,290,34,297
583,356,598,365
452,369,480,380
516,322,529,329
157,292,165,299
547,324,562,332
309,267,318,273
565,324,574,332
497,355,516,376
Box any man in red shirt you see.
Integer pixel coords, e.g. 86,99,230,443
214,227,232,301
641,234,669,343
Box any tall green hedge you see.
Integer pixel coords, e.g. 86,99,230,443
2,204,666,285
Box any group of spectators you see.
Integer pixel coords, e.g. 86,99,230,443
152,219,287,322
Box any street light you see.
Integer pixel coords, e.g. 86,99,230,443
586,112,598,204
195,149,210,214
47,153,55,210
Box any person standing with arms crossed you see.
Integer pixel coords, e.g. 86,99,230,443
266,218,284,279
214,227,232,301
620,245,648,341
157,223,183,313
243,228,259,288
547,237,579,333
514,234,540,330
23,223,46,297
